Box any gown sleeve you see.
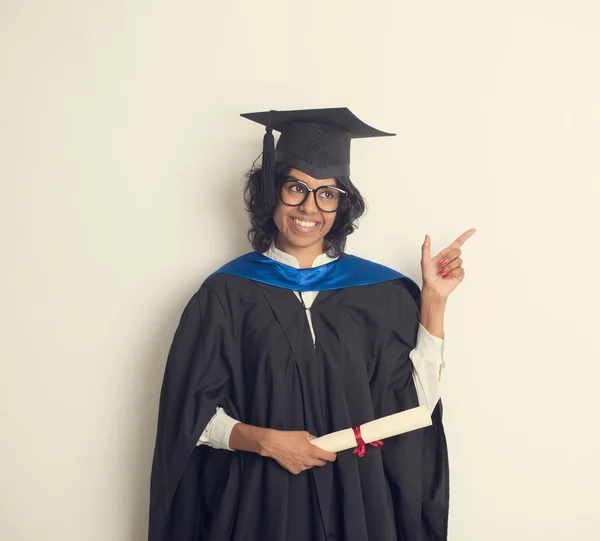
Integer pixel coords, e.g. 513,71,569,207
148,281,242,541
380,279,450,541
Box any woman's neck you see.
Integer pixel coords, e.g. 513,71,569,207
274,237,325,269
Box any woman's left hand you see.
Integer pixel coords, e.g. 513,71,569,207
421,228,476,300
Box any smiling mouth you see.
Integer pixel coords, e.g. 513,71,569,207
291,217,319,229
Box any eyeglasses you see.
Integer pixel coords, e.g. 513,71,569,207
279,179,347,213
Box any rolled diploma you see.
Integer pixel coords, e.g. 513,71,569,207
310,406,432,453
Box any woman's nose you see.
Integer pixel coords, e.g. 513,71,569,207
299,191,319,213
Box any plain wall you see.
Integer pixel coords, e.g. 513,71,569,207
1,1,599,539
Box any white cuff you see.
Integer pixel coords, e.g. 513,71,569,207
197,407,240,450
410,324,446,414
415,323,445,369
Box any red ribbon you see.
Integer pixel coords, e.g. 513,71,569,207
352,425,383,458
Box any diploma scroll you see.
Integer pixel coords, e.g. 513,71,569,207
310,406,432,453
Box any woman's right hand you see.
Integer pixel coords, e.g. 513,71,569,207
229,424,336,475
259,429,337,475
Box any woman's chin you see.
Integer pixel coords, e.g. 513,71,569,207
282,232,323,250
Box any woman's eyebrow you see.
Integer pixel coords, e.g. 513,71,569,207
286,176,337,188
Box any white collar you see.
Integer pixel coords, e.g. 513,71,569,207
263,243,338,269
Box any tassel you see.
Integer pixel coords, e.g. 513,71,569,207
260,119,276,209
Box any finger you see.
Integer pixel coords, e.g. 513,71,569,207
309,459,328,468
437,229,475,261
439,257,463,274
304,432,317,441
438,247,462,264
312,447,337,462
443,267,466,281
449,228,476,250
421,234,431,261
280,461,302,475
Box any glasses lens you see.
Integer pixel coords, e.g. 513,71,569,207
281,181,308,206
315,186,343,212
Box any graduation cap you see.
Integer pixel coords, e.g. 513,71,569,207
241,107,395,208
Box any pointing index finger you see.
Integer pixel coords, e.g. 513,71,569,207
450,228,476,249
436,228,476,260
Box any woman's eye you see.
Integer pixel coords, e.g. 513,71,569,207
319,190,334,199
289,184,306,193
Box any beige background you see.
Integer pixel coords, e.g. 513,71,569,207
1,1,599,540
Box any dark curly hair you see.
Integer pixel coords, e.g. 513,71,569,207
243,163,367,257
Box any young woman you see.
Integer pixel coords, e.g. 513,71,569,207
149,108,475,541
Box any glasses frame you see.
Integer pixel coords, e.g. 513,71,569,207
279,179,347,213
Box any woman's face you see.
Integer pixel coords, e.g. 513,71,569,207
272,168,338,254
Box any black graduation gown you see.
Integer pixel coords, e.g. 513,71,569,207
148,272,449,541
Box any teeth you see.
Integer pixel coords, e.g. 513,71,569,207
293,218,317,228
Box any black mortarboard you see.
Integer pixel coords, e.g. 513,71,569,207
241,107,395,208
